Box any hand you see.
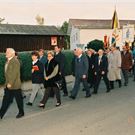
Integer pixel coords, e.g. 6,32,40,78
95,72,97,75
82,75,86,79
32,69,34,73
45,77,48,80
101,71,105,75
7,83,11,88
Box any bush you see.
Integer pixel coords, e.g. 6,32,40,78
87,39,104,52
0,53,6,85
0,50,74,85
63,50,74,75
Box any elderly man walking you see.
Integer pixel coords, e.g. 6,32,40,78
121,45,133,86
0,48,24,119
108,45,122,89
69,48,91,99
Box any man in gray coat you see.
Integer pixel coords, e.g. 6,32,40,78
69,48,91,99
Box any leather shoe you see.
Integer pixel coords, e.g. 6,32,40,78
85,94,91,98
16,113,24,118
26,102,32,106
92,91,97,94
39,103,45,109
69,95,76,100
63,93,68,97
56,102,61,107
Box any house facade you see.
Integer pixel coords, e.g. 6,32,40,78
68,19,135,50
0,24,65,52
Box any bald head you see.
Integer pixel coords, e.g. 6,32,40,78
75,48,83,56
6,48,15,59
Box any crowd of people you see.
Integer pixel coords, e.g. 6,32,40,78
0,42,135,119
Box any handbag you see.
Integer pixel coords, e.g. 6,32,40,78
55,79,63,90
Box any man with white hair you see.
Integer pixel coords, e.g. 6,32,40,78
69,48,91,99
0,48,24,119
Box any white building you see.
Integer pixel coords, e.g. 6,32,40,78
68,19,135,50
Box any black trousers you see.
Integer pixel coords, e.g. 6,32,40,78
40,87,61,105
94,73,110,93
0,88,24,118
122,69,129,85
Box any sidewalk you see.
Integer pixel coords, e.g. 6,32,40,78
0,75,74,97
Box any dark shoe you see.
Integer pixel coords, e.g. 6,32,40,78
118,80,122,88
106,89,110,93
16,113,24,118
69,95,76,100
92,91,97,94
26,102,32,106
39,103,45,109
124,83,128,86
56,102,61,107
63,93,68,97
85,94,91,98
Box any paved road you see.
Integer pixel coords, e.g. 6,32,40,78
0,76,135,135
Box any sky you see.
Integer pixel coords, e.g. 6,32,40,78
0,0,135,26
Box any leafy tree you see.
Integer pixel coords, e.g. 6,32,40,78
60,21,70,49
87,39,104,52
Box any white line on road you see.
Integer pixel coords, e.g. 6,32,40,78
19,104,70,121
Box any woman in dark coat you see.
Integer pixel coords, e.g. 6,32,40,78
39,51,61,108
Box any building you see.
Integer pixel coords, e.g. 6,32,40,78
0,24,65,52
68,19,135,50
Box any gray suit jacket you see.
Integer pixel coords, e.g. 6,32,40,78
74,54,89,78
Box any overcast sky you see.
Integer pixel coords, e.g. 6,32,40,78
0,0,135,26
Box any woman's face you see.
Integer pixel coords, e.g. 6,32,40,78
47,54,53,61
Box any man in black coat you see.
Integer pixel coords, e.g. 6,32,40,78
54,45,68,96
93,49,110,94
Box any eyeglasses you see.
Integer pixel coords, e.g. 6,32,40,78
47,55,52,57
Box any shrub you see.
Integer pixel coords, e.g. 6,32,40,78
0,50,74,85
87,39,104,52
0,53,6,85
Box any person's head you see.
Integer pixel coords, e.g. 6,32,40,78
54,45,61,53
110,45,116,52
87,48,95,55
75,48,83,57
31,51,39,61
39,49,45,57
98,49,104,56
6,48,15,59
47,51,54,61
122,45,128,52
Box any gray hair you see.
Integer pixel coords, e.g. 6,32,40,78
6,48,15,54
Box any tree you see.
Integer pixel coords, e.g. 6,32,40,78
35,15,44,25
59,21,70,49
0,17,5,24
87,39,104,52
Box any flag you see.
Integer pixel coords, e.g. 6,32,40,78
111,8,120,45
112,9,120,29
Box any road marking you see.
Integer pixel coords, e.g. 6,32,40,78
19,104,70,121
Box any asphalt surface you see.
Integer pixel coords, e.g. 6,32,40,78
0,76,135,135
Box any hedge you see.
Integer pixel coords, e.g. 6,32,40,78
0,50,74,85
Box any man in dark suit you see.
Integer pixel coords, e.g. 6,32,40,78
0,48,24,119
39,49,47,65
69,48,91,99
54,45,68,96
93,49,110,94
